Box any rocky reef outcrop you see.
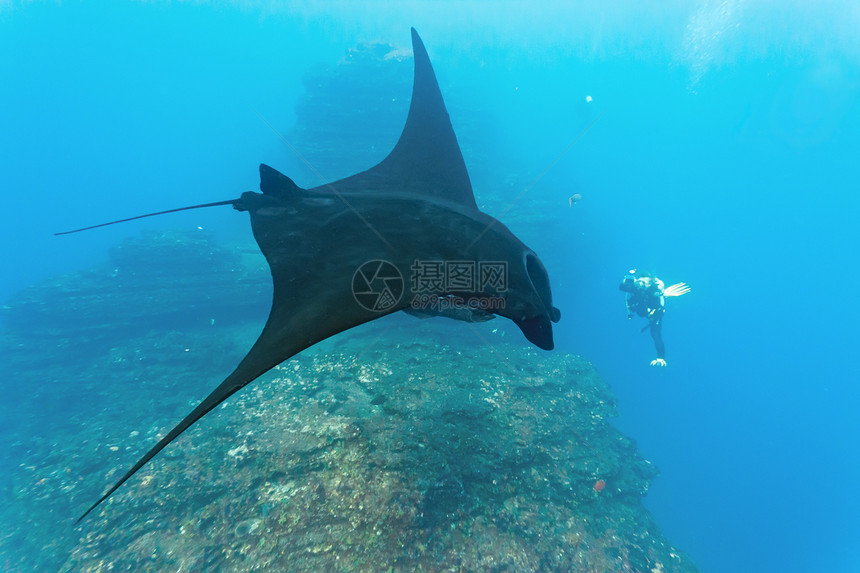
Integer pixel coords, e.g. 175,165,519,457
0,232,696,572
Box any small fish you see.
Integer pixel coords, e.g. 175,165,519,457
569,193,582,206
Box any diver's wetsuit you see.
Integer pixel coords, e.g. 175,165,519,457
620,275,666,360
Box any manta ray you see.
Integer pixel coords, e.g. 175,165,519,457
67,28,560,522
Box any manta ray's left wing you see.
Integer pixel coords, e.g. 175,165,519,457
78,169,401,522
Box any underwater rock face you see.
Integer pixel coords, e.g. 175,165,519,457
292,41,413,182
0,230,270,350
0,232,697,572
87,341,693,573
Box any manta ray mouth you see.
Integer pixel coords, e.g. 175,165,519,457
514,315,554,351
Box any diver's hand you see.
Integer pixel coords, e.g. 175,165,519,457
650,358,667,367
664,282,691,297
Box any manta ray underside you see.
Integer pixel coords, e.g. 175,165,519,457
72,28,560,522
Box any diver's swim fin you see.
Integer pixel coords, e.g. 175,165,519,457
663,282,691,297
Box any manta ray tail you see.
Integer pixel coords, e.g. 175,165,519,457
54,199,239,236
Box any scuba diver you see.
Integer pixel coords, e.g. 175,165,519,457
619,269,690,367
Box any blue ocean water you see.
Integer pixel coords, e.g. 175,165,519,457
1,2,858,572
